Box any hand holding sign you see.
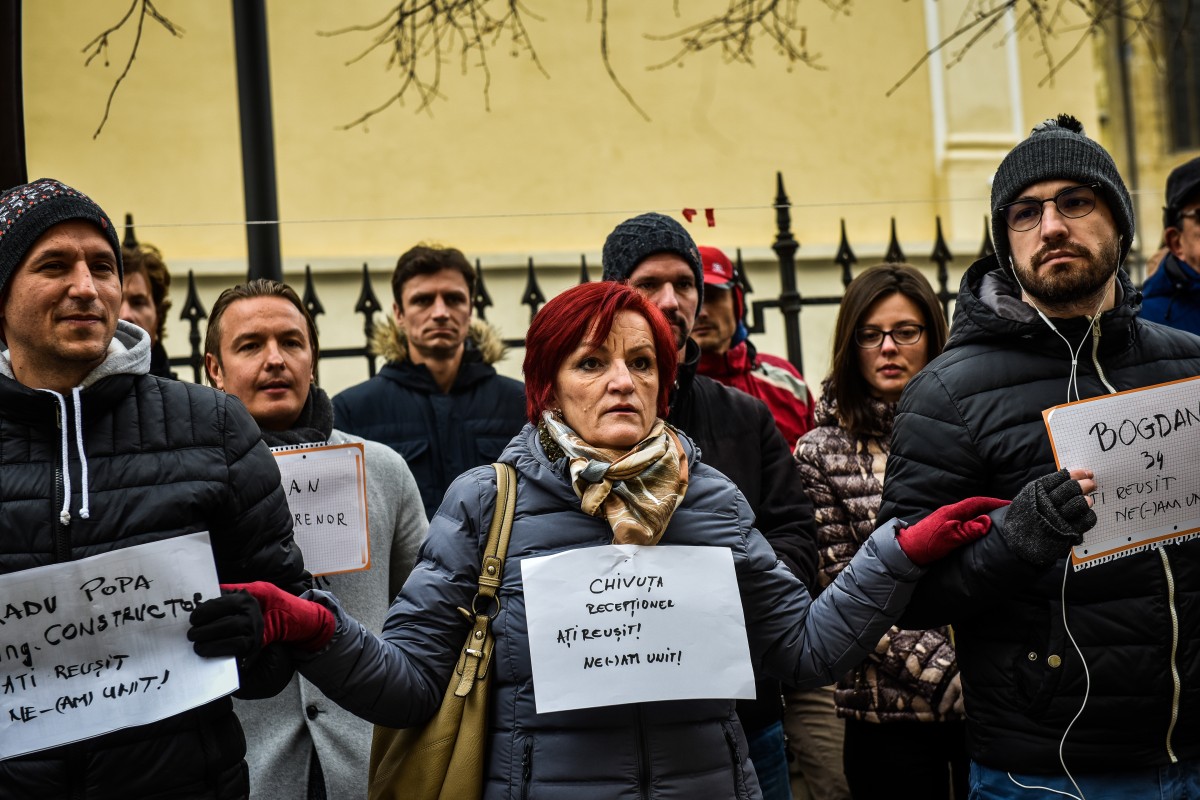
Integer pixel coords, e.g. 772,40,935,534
1043,376,1200,569
1000,469,1098,567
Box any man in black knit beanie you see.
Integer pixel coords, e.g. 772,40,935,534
879,115,1200,797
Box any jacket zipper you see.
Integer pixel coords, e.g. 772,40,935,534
521,739,533,800
53,403,70,563
635,706,651,799
1160,548,1181,763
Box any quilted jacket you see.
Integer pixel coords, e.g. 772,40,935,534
881,257,1200,773
795,394,961,723
0,322,308,799
296,423,924,799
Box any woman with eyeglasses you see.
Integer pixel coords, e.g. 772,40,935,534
793,264,967,800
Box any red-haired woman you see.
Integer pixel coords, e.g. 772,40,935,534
191,282,1096,799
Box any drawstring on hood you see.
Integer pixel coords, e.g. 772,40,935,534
38,387,90,525
0,320,151,527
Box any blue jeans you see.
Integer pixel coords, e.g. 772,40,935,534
746,721,793,800
969,759,1200,799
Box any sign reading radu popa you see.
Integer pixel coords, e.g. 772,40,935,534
1043,375,1200,570
521,545,755,714
0,533,237,759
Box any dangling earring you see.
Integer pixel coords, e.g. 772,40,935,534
553,407,564,420
538,416,565,461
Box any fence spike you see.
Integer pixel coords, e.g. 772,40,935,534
353,263,382,377
979,215,995,259
179,270,209,384
884,218,906,264
931,217,955,318
772,171,804,375
473,258,493,321
123,213,138,249
302,264,326,333
835,219,857,287
579,254,591,285
521,257,547,321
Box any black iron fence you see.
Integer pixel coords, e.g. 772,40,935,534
164,172,995,384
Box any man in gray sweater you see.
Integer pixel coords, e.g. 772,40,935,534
204,278,428,800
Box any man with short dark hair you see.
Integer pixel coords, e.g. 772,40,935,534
334,244,526,520
0,178,307,796
881,116,1200,796
602,212,820,800
1141,156,1200,335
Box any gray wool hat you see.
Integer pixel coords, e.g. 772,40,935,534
990,114,1134,267
0,178,123,296
601,212,704,304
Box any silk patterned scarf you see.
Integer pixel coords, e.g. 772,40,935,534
541,411,689,546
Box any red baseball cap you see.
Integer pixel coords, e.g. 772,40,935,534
699,246,737,289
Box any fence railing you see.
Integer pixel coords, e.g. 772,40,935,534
165,172,996,384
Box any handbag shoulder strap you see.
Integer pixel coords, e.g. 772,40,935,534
452,462,516,697
477,462,517,601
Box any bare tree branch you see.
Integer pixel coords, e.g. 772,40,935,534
647,0,849,72
320,0,550,130
83,0,184,139
888,0,1174,98
597,0,650,121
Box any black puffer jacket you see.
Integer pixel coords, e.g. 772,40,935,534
881,257,1200,773
0,323,308,799
333,318,526,521
670,340,819,733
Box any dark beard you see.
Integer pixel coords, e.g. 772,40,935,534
1016,234,1120,309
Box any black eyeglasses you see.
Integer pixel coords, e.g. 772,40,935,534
854,324,925,349
1176,209,1200,225
998,184,1101,232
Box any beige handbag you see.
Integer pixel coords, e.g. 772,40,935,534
368,462,517,800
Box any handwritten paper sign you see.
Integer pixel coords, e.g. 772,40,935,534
272,442,370,576
0,532,238,759
521,545,755,714
1043,375,1200,570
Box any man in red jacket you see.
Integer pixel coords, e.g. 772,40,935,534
694,245,814,448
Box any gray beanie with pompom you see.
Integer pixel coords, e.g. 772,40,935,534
990,114,1134,268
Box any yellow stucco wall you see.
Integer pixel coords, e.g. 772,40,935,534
22,0,1106,395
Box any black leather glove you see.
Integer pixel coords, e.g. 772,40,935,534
188,588,265,659
1001,469,1098,567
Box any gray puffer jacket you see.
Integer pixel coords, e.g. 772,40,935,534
297,424,924,799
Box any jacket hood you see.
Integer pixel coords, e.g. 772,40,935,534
370,315,509,365
946,255,1142,352
0,319,151,386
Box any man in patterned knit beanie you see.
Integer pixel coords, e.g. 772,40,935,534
602,212,821,800
0,179,310,797
880,116,1200,796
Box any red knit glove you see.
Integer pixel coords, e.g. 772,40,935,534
895,497,1009,566
220,582,336,652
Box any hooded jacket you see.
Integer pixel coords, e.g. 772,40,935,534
1141,252,1200,336
332,317,527,521
0,322,308,799
880,256,1200,773
795,395,961,724
698,339,814,447
295,423,924,800
671,339,820,733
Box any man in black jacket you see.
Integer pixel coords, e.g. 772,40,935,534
602,212,819,800
880,116,1200,796
334,244,526,520
0,179,308,798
